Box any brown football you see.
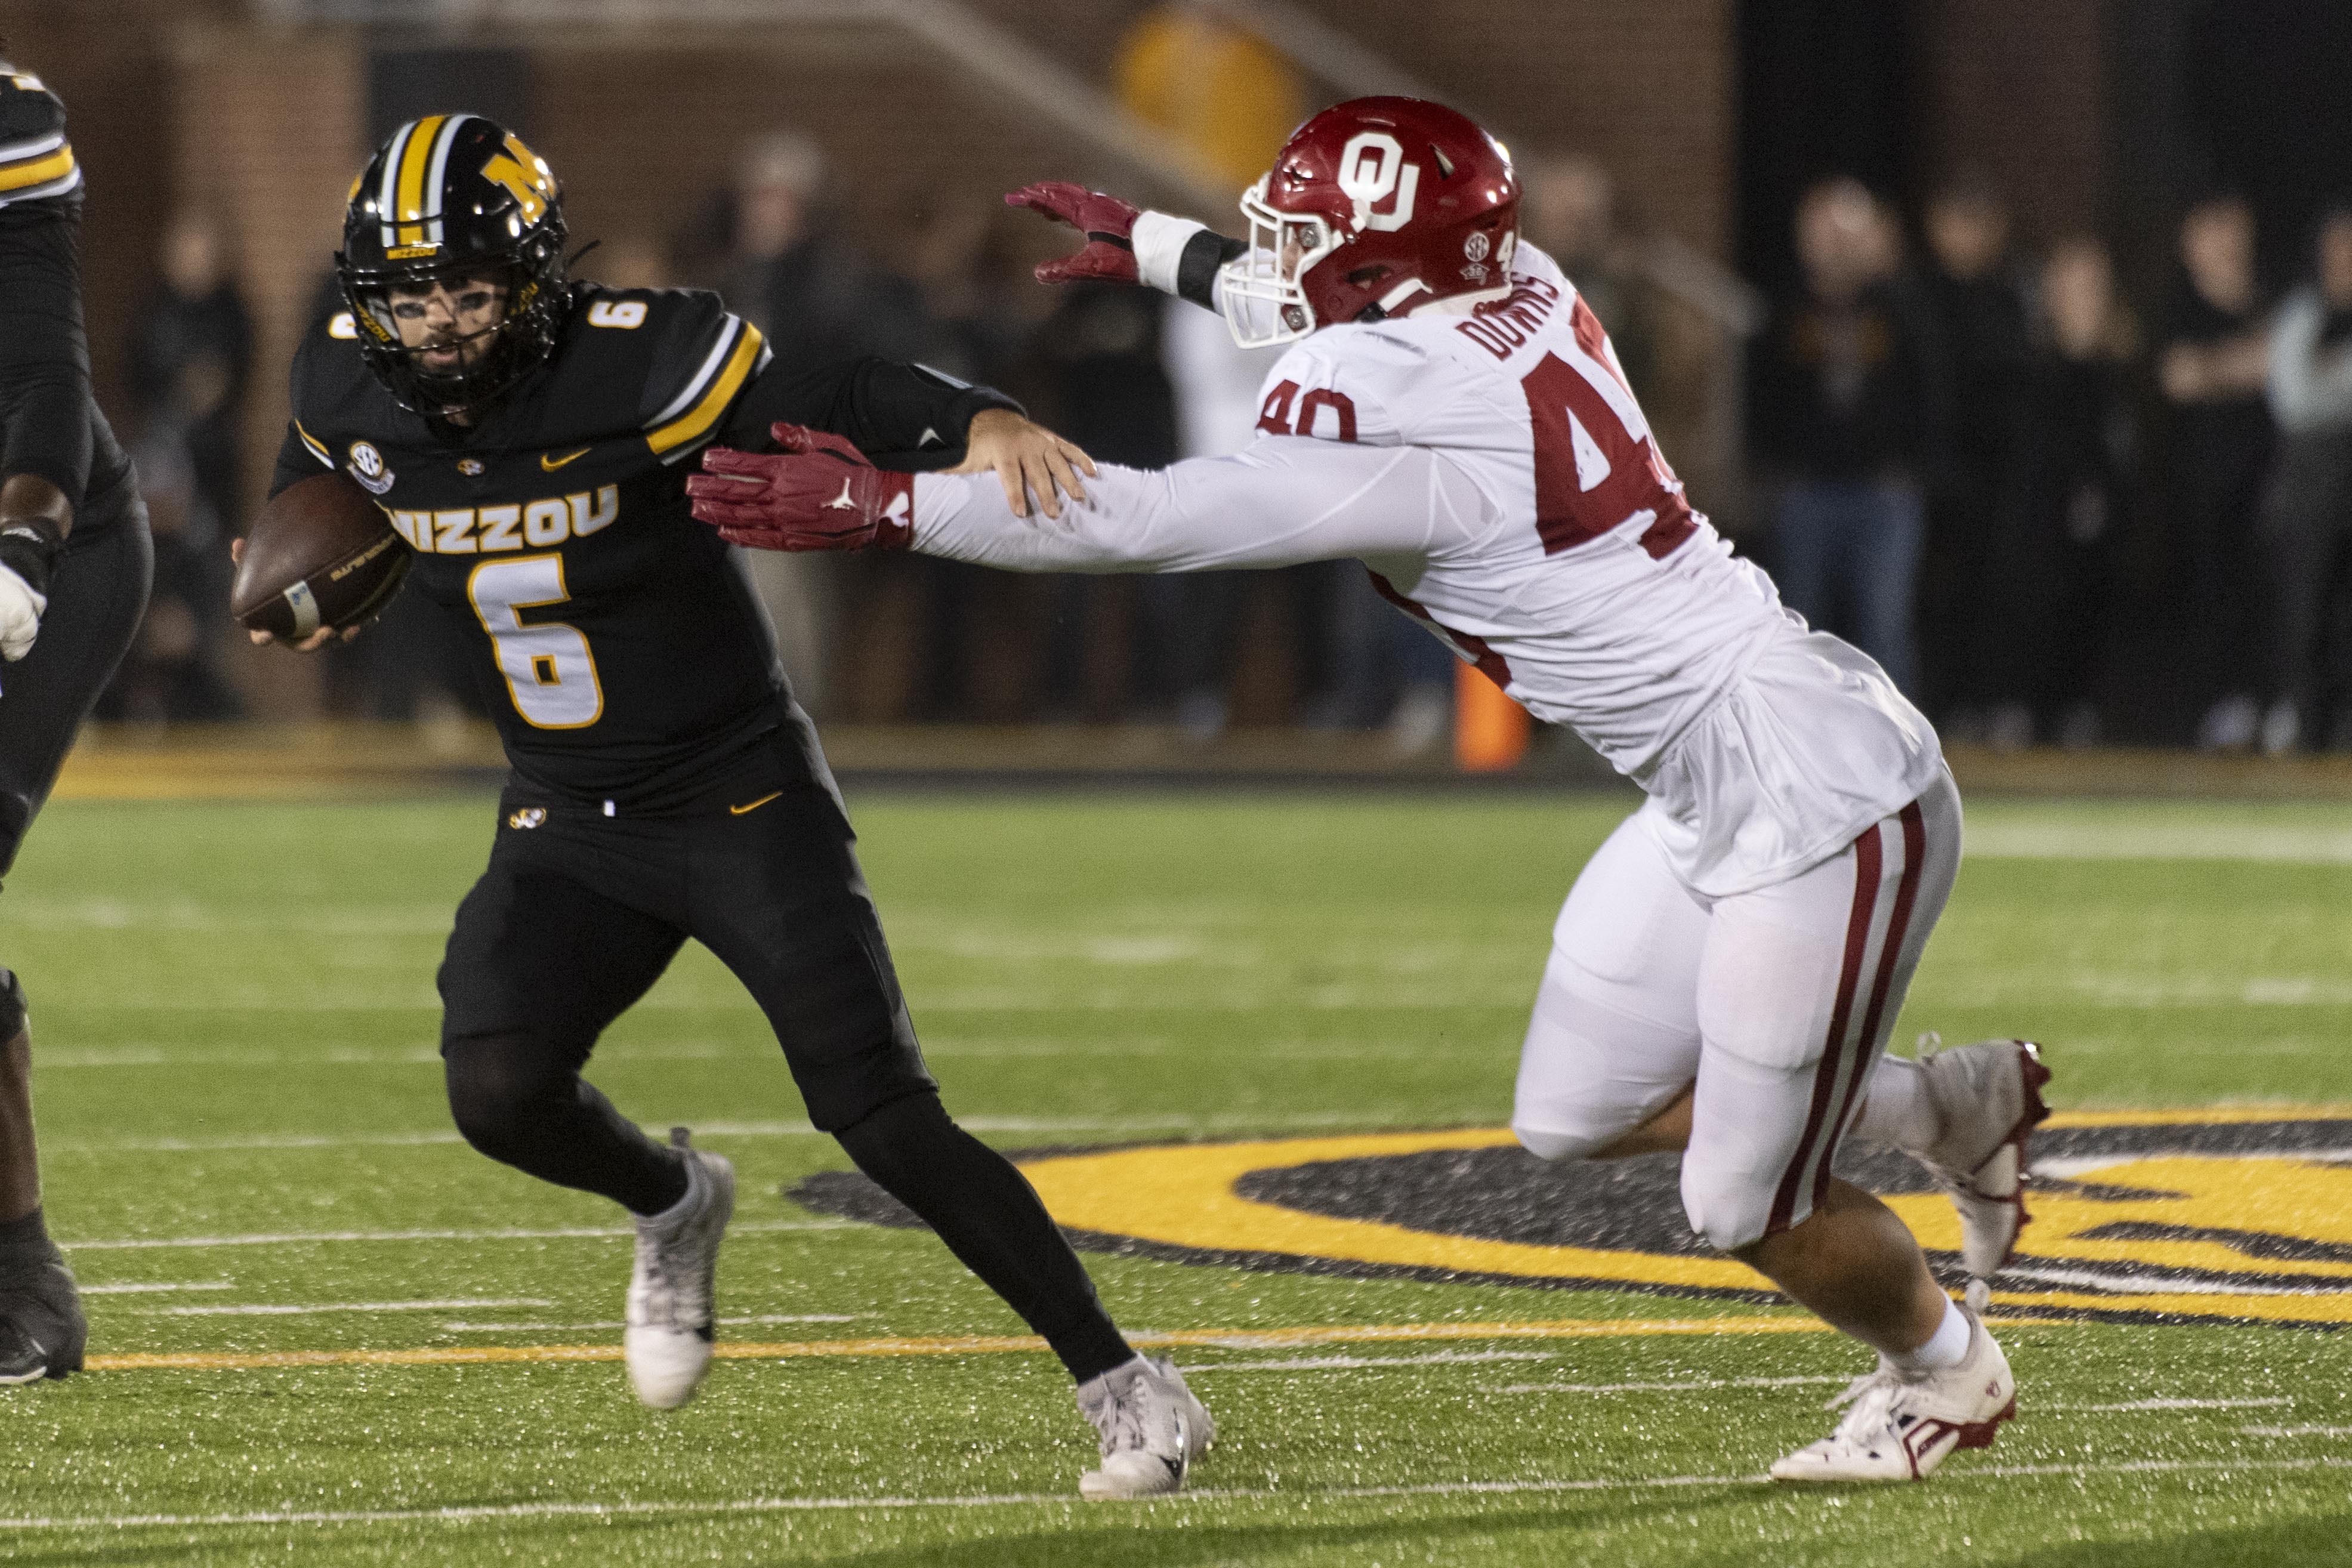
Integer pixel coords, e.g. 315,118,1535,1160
232,471,410,640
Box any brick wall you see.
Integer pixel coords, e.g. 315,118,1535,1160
1916,0,2109,244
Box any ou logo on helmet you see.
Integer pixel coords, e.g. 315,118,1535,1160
1338,131,1421,233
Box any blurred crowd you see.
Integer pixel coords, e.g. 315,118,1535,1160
1749,174,2352,754
97,15,2352,755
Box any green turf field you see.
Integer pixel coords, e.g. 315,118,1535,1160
3,790,2350,1565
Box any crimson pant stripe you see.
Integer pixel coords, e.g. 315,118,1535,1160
1766,820,1884,1234
1811,800,1929,1212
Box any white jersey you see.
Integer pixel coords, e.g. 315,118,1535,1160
912,245,1942,896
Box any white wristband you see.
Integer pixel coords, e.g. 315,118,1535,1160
1131,211,1209,297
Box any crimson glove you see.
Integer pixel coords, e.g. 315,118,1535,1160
1005,181,1143,285
685,423,913,553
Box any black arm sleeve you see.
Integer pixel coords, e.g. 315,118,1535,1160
717,359,1021,471
1177,230,1247,313
0,199,92,513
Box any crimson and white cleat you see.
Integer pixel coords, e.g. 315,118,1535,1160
1916,1038,2051,1279
1770,1311,2017,1482
1076,1355,1214,1499
624,1129,734,1410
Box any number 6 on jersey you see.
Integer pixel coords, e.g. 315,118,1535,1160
468,556,603,728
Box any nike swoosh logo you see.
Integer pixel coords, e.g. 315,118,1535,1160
541,446,592,471
729,791,783,816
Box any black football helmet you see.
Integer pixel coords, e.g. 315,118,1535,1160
337,114,568,417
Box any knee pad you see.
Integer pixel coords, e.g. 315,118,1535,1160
1513,977,1700,1165
1678,1163,1776,1254
1511,1119,1609,1164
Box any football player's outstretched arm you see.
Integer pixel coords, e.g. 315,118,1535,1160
1007,183,1238,316
719,357,1094,517
689,423,1492,574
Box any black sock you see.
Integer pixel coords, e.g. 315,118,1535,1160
443,1036,689,1216
834,1092,1134,1383
0,1205,58,1271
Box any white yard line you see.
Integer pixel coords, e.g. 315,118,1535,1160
1964,820,2352,863
78,1282,233,1296
0,1456,2344,1533
1181,1350,1557,1373
2044,1398,2292,1412
137,1299,552,1318
64,1220,852,1252
1501,1375,1850,1395
439,1315,857,1332
2242,1424,2352,1437
52,1109,1407,1155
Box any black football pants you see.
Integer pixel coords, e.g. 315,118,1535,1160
0,508,151,876
436,770,1134,1382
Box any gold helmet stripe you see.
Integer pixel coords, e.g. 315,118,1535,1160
392,113,447,247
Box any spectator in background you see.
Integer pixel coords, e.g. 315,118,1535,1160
2257,203,2352,753
1116,4,1304,194
111,210,254,725
1914,176,2032,743
127,211,252,534
1749,177,1946,698
1113,1,1342,737
2009,237,2139,749
721,131,934,369
2157,192,2274,751
1029,282,1181,721
1523,154,1659,406
95,430,239,724
715,130,940,717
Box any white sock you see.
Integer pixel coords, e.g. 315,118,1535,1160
1888,1295,1971,1376
1850,1054,1939,1150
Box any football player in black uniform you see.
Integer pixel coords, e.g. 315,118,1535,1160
0,61,156,1384
255,115,1209,1496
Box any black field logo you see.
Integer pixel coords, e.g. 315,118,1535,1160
797,1112,2352,1330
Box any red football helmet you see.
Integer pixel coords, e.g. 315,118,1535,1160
1220,97,1520,348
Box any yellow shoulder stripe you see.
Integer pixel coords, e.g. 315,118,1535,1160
646,322,766,458
0,141,73,194
295,420,334,467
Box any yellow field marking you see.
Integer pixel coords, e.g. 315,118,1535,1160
82,1316,1832,1374
2041,1106,2352,1127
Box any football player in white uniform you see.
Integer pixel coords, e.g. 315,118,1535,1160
689,97,2049,1483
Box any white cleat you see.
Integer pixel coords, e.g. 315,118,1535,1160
1916,1037,2052,1279
624,1128,735,1410
1076,1355,1214,1499
1770,1311,2017,1482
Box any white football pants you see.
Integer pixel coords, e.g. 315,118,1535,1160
1511,768,1961,1252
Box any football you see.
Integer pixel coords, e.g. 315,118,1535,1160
230,471,411,640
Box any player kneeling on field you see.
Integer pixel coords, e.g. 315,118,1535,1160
247,114,1206,1498
690,97,2052,1483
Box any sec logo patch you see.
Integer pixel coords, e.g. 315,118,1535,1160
507,807,545,830
458,458,486,477
345,440,394,496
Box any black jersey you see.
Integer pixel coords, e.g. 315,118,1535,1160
0,66,135,535
273,284,1014,806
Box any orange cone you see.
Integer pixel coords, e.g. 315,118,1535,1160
1454,661,1530,771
